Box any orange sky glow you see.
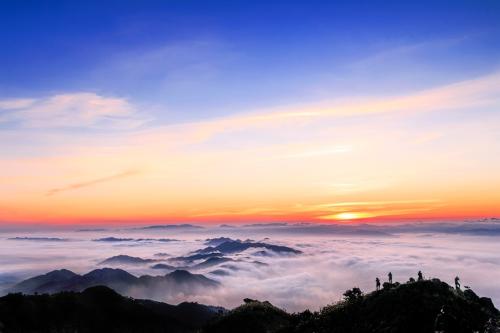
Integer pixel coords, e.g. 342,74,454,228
1,73,500,225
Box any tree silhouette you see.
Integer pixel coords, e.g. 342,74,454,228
343,287,362,302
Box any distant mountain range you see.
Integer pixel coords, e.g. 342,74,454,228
7,237,68,241
7,268,219,300
152,263,177,270
173,252,226,263
99,255,158,265
93,237,179,242
136,224,203,230
91,238,300,270
92,237,300,273
147,238,301,273
192,257,234,269
204,237,234,246
194,239,302,255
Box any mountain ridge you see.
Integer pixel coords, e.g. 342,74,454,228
0,285,224,333
6,268,220,299
1,277,498,332
205,278,499,333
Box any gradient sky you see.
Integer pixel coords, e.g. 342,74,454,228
1,0,500,224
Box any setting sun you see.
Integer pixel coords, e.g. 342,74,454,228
321,212,374,220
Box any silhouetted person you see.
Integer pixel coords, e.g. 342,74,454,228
388,272,392,284
376,277,380,291
418,270,423,281
455,276,460,290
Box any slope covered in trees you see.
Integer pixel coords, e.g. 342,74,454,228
205,279,499,333
0,276,498,333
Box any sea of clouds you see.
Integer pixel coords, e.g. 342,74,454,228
1,220,499,312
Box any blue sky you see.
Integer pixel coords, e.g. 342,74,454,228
1,1,500,224
2,0,500,123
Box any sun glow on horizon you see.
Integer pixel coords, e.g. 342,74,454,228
322,212,374,221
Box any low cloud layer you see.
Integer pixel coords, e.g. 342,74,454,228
1,222,499,312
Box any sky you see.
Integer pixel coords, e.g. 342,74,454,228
1,0,500,224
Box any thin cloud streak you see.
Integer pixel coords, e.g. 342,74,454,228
317,199,441,208
130,71,500,147
46,170,140,196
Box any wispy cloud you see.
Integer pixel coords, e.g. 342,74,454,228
350,36,470,69
136,71,500,146
0,93,149,129
46,170,140,196
0,99,36,110
316,199,441,208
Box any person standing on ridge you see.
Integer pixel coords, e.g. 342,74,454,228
455,276,461,290
418,270,423,281
388,272,393,284
376,277,380,291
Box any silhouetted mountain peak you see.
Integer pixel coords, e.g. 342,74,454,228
194,240,301,255
8,269,78,294
205,237,234,246
99,255,157,265
192,257,233,269
151,263,176,270
44,269,77,279
166,270,220,287
81,285,123,301
168,269,192,279
84,268,137,281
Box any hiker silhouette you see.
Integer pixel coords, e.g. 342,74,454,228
455,276,461,290
388,272,392,284
418,270,423,281
376,277,380,291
